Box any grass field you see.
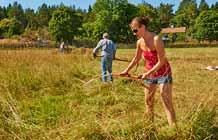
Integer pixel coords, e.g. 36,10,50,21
0,47,217,140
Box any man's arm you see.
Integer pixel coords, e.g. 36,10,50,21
93,40,103,55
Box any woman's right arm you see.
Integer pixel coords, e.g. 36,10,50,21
120,40,142,75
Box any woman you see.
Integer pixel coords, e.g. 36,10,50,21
120,17,176,126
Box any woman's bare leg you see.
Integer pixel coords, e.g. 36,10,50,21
144,84,157,122
159,83,176,126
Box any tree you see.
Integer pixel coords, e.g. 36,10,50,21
0,6,7,20
172,0,198,38
172,13,189,27
49,6,82,43
211,2,218,10
7,2,27,27
194,10,218,42
123,3,138,42
92,0,112,13
83,5,96,23
89,0,113,39
25,8,38,29
83,0,137,42
0,18,23,37
137,2,156,19
88,5,92,13
157,3,174,28
173,0,198,28
37,3,52,27
199,0,209,12
110,0,135,42
137,2,161,33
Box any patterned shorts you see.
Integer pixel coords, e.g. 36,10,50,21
144,75,172,84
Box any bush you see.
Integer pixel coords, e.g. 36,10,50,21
165,43,218,48
72,38,97,48
0,18,24,38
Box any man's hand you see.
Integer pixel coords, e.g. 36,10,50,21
93,53,97,58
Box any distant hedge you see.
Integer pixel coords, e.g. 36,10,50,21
0,38,217,49
165,43,218,48
0,39,56,49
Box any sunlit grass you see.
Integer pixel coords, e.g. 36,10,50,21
0,47,217,139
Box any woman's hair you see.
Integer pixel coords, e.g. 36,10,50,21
132,16,150,28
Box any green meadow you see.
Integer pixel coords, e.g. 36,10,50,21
0,47,217,140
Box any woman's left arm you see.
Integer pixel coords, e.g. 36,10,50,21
142,35,167,78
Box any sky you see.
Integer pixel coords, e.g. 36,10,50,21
0,0,217,12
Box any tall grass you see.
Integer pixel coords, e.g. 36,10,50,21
0,48,217,139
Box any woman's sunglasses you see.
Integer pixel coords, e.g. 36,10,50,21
132,29,138,33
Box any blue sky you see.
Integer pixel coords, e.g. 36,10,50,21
0,0,217,11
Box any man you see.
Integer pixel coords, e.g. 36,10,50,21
93,33,116,82
59,41,65,53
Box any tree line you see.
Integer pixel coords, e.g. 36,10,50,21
0,0,217,44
